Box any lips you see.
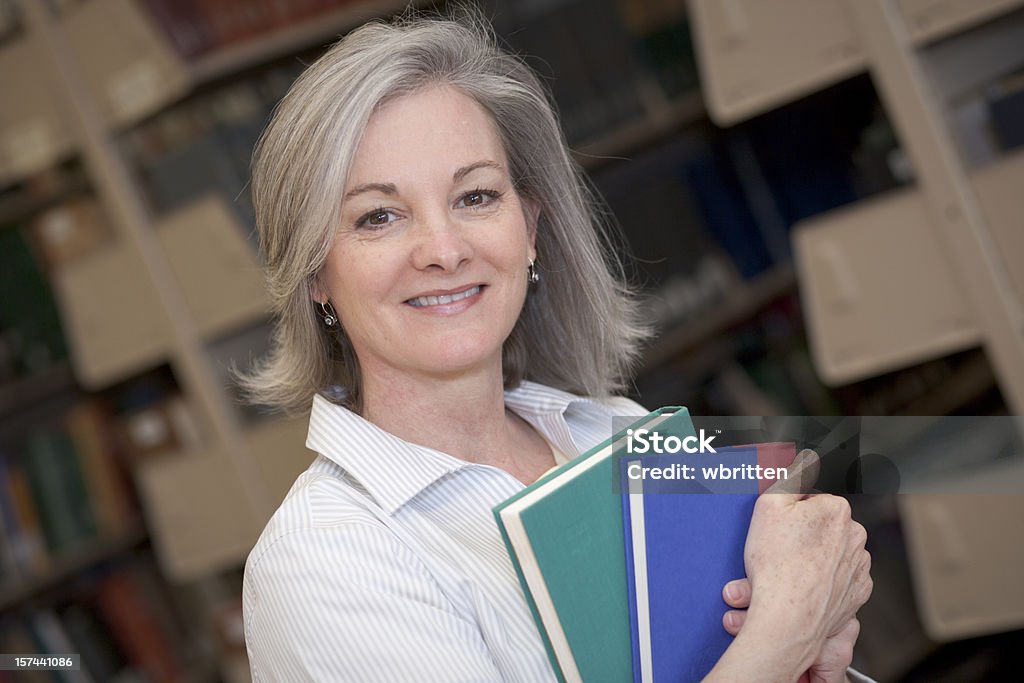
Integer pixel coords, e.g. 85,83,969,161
406,285,482,307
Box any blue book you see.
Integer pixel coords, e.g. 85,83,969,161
621,444,796,682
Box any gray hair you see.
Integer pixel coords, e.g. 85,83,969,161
240,8,649,414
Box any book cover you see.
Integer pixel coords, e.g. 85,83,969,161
622,442,798,683
494,407,696,683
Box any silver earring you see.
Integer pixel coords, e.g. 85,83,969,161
317,301,337,327
527,258,540,284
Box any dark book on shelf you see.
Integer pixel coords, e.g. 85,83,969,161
593,132,742,330
988,74,1024,152
64,401,137,537
568,0,648,131
686,144,775,279
61,603,132,682
0,226,69,379
22,428,98,555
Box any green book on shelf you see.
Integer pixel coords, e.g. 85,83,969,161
493,407,695,683
23,429,98,554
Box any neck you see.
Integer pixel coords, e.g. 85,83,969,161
360,360,509,460
358,361,554,483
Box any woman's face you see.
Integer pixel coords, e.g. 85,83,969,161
316,85,538,388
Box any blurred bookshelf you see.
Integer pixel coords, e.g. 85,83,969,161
1,0,1022,681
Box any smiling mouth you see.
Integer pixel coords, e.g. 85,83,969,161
406,285,482,308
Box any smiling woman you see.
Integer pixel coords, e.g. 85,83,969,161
239,10,645,418
238,7,872,683
314,86,540,420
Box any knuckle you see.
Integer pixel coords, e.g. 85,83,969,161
860,575,874,604
853,522,867,545
832,495,852,518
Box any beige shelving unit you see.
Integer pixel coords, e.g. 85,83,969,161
6,0,429,592
690,0,1024,657
690,0,1024,413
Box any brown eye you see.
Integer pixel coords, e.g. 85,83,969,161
354,207,398,230
457,189,501,209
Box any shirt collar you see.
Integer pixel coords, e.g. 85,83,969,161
305,381,618,514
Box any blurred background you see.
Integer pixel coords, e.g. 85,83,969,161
0,0,1022,680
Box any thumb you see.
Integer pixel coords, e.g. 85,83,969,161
765,448,820,498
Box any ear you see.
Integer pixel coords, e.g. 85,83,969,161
310,274,328,305
522,197,541,255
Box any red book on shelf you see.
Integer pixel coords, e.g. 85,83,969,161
95,568,183,683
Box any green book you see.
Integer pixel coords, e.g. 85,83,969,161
23,429,98,554
494,407,695,683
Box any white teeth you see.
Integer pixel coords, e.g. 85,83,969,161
407,285,480,307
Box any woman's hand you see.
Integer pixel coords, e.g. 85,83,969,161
701,451,870,683
728,450,872,676
722,578,860,683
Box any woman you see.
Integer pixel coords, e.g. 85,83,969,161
241,10,872,682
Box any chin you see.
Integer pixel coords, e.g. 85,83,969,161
417,335,504,375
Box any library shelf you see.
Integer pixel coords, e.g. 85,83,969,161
0,363,76,421
639,263,797,373
0,520,148,612
573,90,706,170
186,0,432,87
0,167,91,227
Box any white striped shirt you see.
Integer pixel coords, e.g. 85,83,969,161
242,381,875,683
243,381,647,682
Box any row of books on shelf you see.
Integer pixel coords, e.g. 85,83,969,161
124,60,303,223
494,0,698,145
0,400,138,584
0,557,188,683
137,0,701,147
140,0,372,60
494,408,809,682
0,382,204,587
1,174,270,389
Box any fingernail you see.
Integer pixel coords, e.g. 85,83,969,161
724,612,736,629
725,582,741,601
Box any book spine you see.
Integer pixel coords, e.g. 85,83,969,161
23,430,97,555
2,458,50,574
492,510,567,683
60,604,130,683
64,402,136,536
95,568,183,683
27,611,94,683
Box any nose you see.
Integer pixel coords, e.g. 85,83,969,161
410,213,473,273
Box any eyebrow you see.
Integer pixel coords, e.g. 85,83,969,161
453,160,506,183
344,182,397,201
343,161,506,201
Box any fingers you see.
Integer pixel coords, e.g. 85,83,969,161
723,578,751,609
765,449,821,497
722,609,746,636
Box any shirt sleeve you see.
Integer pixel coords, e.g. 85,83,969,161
244,523,503,683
